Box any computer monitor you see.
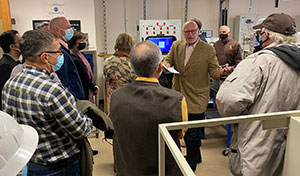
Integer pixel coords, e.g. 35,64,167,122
146,36,176,55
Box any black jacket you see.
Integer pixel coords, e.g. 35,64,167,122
0,54,20,110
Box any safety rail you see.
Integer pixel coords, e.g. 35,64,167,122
158,110,300,176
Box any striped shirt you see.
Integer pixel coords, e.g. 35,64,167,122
2,66,93,165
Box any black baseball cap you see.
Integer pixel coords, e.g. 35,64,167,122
253,13,296,35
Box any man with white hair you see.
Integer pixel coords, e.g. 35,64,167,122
163,20,233,172
216,13,300,176
214,25,242,67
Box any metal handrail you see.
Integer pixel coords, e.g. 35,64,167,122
158,110,300,176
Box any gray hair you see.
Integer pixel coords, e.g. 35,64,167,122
263,28,296,45
19,30,58,62
130,40,162,77
221,25,230,32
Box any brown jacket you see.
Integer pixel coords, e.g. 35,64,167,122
110,79,184,176
164,39,220,113
214,38,242,67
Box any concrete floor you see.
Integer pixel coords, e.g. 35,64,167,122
89,125,232,176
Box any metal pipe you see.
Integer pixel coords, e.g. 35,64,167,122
167,0,169,20
124,0,127,32
143,0,146,20
184,0,188,23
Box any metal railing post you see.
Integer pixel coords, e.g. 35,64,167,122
158,127,165,176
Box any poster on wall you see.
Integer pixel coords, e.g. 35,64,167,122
70,20,81,31
32,20,50,30
47,1,68,17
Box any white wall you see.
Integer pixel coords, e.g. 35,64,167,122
228,0,300,37
94,0,220,54
9,0,220,100
9,0,97,49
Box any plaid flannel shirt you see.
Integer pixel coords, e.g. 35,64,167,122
2,66,93,165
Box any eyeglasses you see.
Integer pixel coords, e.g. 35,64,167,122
38,49,63,56
183,28,198,34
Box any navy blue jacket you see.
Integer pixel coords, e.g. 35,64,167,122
56,44,85,100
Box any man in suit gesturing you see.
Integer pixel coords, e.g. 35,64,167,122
163,20,233,171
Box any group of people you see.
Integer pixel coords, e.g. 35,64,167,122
0,12,299,176
0,16,99,176
109,13,300,176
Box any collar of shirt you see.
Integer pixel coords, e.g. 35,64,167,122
59,38,68,49
23,65,52,77
5,53,20,63
186,37,200,48
136,77,159,83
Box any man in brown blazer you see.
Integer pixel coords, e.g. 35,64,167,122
164,20,232,171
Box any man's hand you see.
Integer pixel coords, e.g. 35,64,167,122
162,63,171,72
220,64,234,77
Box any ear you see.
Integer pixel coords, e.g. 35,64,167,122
39,53,48,64
156,62,163,76
9,44,16,51
158,62,163,71
54,27,62,35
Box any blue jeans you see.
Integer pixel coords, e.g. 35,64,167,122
27,155,80,176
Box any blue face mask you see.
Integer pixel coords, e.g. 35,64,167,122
63,28,74,41
51,54,64,72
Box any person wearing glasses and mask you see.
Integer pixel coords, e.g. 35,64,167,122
50,17,85,100
216,13,300,176
0,30,21,110
163,20,233,172
68,31,99,103
2,29,93,176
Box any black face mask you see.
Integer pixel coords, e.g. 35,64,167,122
77,42,86,50
259,32,269,46
253,32,269,53
219,34,228,40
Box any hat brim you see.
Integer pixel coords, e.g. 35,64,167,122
0,125,38,176
253,23,263,30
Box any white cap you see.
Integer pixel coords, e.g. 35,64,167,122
0,111,38,176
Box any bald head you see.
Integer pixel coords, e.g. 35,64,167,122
130,41,162,77
50,17,71,40
183,21,200,45
183,21,198,30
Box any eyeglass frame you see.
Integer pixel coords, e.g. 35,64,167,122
37,49,63,57
183,28,199,34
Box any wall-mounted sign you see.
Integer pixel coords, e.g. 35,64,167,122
47,2,68,17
